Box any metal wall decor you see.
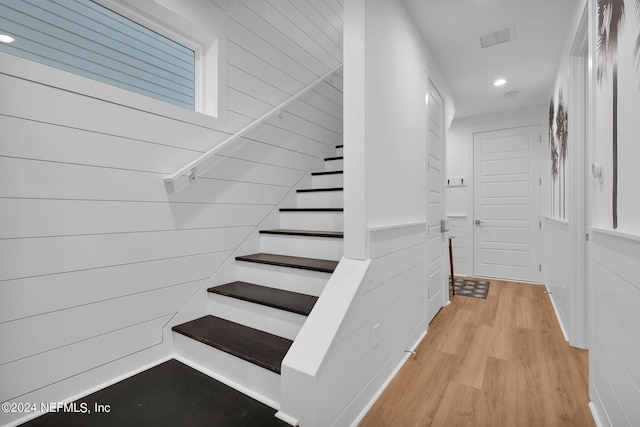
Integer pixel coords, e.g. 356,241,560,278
635,0,640,81
548,97,559,217
556,92,568,219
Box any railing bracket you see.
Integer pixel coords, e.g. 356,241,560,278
188,168,197,183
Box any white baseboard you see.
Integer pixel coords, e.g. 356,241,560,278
349,328,428,427
274,410,299,426
588,402,604,427
545,283,570,343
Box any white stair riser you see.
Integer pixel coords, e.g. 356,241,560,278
297,191,343,208
312,173,343,188
236,263,330,297
173,334,281,408
280,211,344,232
336,147,343,157
208,293,305,340
260,234,343,261
324,159,343,172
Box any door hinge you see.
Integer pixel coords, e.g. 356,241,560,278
539,264,542,272
539,134,542,143
539,177,542,186
539,220,542,229
586,233,590,241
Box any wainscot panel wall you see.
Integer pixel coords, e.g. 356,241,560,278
590,230,640,426
545,218,571,340
324,224,428,426
0,0,343,425
589,0,640,423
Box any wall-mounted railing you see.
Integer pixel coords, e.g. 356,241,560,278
164,63,343,189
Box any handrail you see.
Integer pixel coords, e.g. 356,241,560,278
165,63,344,186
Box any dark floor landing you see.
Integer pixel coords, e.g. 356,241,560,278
21,359,288,427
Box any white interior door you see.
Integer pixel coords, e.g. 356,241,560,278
426,81,446,323
473,125,541,282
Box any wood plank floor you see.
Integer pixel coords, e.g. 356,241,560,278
359,279,594,427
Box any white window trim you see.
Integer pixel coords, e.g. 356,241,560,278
92,0,227,121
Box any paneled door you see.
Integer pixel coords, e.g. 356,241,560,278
473,126,541,282
426,80,447,323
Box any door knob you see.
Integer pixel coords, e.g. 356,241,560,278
474,219,485,225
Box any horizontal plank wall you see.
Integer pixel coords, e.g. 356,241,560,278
325,224,428,426
447,217,471,276
0,0,342,424
589,0,640,423
545,218,571,340
590,230,640,426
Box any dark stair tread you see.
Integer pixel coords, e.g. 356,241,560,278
280,207,343,212
260,229,343,238
208,281,318,316
324,156,343,161
297,187,343,193
236,253,338,273
311,170,343,176
172,315,292,374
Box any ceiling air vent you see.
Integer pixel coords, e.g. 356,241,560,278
480,27,511,48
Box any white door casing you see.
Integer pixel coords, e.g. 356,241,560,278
426,80,447,323
568,5,589,349
473,125,541,283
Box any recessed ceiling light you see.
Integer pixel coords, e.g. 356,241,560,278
493,78,506,87
0,34,15,44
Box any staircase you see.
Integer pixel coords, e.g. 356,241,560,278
172,144,344,408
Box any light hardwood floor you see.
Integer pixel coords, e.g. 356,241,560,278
359,279,594,427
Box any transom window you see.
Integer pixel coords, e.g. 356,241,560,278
0,0,195,110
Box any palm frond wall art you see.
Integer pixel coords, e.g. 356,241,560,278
597,0,625,229
556,92,569,219
548,97,559,217
635,0,640,78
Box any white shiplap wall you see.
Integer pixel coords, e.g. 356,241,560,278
588,0,640,424
330,224,428,424
0,1,342,424
324,224,428,427
545,218,571,340
590,230,640,426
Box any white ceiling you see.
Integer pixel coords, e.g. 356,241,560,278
403,0,580,120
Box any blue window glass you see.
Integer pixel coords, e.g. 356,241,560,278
0,0,195,109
